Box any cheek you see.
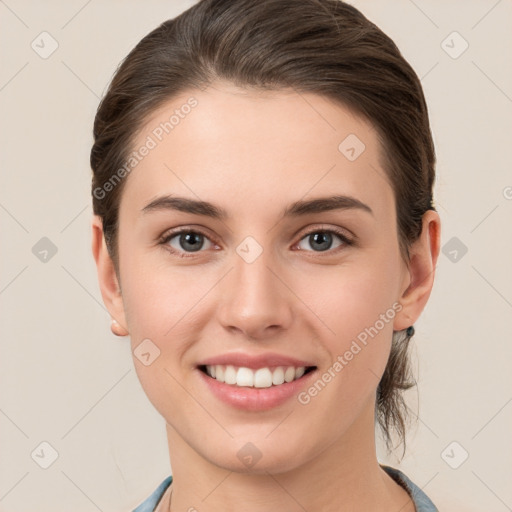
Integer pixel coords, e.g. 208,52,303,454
296,252,402,396
293,266,400,428
119,245,201,339
299,254,401,342
121,266,201,416
124,277,202,377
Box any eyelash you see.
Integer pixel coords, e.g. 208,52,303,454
158,225,355,259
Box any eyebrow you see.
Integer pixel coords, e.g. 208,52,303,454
141,194,373,219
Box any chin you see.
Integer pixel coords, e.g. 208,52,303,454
200,434,313,475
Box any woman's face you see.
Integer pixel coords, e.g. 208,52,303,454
100,82,423,472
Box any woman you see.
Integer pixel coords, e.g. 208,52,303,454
90,0,441,510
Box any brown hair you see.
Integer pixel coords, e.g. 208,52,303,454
90,0,436,456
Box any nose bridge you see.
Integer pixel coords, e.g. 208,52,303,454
217,237,293,337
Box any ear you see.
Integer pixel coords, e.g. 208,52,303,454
91,215,129,336
393,209,441,331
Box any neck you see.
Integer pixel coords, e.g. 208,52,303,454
164,399,411,512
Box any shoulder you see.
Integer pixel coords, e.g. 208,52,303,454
132,476,173,512
380,465,439,512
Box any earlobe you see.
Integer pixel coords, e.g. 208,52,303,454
110,318,129,337
393,210,441,332
91,215,129,336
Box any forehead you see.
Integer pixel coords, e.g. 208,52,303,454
119,83,394,221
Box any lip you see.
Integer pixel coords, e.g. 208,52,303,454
196,353,318,411
197,352,315,370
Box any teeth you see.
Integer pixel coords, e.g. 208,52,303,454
254,368,273,388
204,365,309,387
224,365,237,385
272,367,285,385
284,366,296,383
237,367,254,387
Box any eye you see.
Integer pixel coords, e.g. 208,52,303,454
159,226,354,258
295,228,353,253
160,229,215,257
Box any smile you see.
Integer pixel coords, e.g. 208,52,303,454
199,364,316,388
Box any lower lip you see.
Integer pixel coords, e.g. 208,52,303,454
197,368,317,411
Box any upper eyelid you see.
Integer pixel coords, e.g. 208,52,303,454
298,224,353,240
159,226,219,245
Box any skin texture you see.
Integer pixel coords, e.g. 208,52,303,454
92,82,440,511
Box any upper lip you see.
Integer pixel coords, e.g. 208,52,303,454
197,352,316,370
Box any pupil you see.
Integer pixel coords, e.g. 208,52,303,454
181,232,203,252
310,232,331,251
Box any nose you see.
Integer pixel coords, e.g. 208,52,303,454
217,245,294,340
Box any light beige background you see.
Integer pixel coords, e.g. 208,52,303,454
1,0,511,510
